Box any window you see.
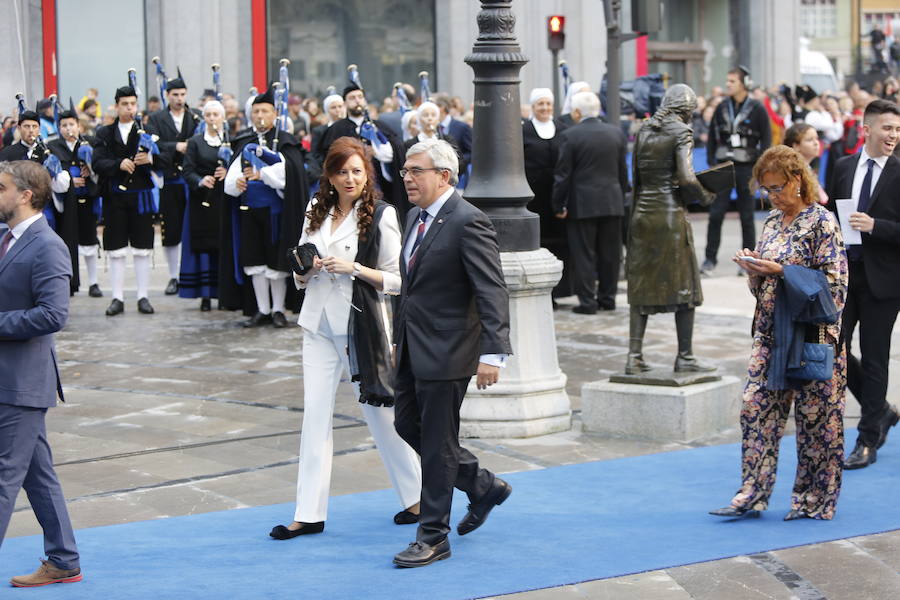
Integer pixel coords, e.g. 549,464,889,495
266,0,436,101
800,0,837,39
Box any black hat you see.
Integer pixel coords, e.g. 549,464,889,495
252,84,276,106
115,86,137,102
15,95,38,124
166,67,186,91
58,97,78,121
795,84,817,103
342,84,362,99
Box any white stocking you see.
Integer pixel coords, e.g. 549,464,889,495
251,274,271,315
109,256,126,301
134,254,151,300
270,277,287,314
164,244,181,280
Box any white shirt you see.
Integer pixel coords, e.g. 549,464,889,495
349,115,394,168
803,110,844,143
531,117,556,140
402,186,507,368
170,110,185,133
223,130,286,198
439,115,452,133
117,120,134,143
851,147,888,212
2,212,43,253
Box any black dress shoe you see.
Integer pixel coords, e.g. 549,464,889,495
393,509,419,525
784,509,810,521
393,539,451,568
457,477,512,536
242,312,273,328
137,297,155,314
877,405,900,449
709,506,761,519
164,278,178,295
269,521,324,540
271,311,288,328
88,283,103,298
844,441,876,469
105,298,124,316
200,298,211,312
572,305,598,315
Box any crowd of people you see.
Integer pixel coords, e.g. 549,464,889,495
3,58,900,586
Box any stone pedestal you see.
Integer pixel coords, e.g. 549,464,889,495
461,248,571,438
581,375,743,443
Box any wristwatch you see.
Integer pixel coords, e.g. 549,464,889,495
351,262,363,278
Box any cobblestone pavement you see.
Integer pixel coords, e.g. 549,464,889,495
6,212,900,599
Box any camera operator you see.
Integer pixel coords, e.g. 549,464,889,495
702,66,771,275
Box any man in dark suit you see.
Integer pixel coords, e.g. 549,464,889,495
434,94,472,187
552,91,628,313
827,98,900,469
391,139,512,568
0,161,81,587
146,70,200,295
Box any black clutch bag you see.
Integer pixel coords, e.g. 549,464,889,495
287,243,320,275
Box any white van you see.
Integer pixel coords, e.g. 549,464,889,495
800,37,840,94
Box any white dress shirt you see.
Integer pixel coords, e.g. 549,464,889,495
403,187,507,368
851,147,888,211
2,212,43,253
170,110,185,133
223,131,286,198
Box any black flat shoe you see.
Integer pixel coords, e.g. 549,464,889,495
784,509,810,521
164,278,178,295
200,298,211,312
269,521,324,539
393,539,451,568
457,477,512,536
394,509,419,525
844,441,876,470
877,405,900,449
105,298,124,316
137,297,155,314
243,312,273,328
88,283,103,298
271,311,288,328
709,506,761,519
572,305,597,315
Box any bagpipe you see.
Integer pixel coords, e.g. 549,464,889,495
273,58,291,151
119,68,160,191
419,70,432,103
16,93,59,175
347,64,388,146
395,82,411,114
153,56,168,109
211,63,233,168
559,60,572,91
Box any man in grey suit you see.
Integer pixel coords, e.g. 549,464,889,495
0,160,82,587
552,91,629,313
391,139,513,568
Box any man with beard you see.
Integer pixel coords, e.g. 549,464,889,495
319,84,406,219
222,85,307,328
146,69,200,295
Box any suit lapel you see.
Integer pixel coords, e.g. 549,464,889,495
399,207,420,279
406,194,458,284
867,155,899,211
0,218,44,277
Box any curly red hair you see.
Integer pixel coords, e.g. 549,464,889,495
306,136,381,240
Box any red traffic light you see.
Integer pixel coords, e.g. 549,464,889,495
548,15,565,33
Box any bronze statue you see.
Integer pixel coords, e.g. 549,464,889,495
625,84,716,374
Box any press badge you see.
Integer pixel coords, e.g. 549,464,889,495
730,133,742,147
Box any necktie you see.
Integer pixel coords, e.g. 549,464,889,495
407,211,429,270
848,158,875,261
0,230,12,261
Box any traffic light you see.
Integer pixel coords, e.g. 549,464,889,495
632,0,662,33
547,15,565,51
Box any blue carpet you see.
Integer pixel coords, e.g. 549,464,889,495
5,430,900,599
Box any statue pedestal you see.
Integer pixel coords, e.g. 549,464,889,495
581,374,743,443
460,248,571,438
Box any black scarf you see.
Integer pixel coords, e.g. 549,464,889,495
348,201,397,406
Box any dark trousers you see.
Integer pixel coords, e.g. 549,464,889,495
159,182,187,247
0,404,79,570
565,216,622,309
705,162,756,263
393,345,494,545
841,261,900,447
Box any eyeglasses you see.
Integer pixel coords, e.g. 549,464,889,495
759,182,788,197
400,167,447,178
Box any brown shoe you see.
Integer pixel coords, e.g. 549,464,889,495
10,559,82,587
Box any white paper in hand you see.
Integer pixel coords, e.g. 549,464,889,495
835,199,862,245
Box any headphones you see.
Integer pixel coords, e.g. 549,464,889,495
737,65,752,90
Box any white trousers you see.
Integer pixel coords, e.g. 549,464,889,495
295,318,421,523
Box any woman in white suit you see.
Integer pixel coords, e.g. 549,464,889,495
270,136,422,539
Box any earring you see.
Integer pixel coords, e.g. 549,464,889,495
329,186,335,196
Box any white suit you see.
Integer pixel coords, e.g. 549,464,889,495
293,199,420,522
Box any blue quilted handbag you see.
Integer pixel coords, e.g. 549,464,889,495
786,325,834,381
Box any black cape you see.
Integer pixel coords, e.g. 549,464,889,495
218,127,309,315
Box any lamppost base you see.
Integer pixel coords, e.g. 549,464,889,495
461,248,571,438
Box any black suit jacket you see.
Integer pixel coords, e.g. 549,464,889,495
92,118,155,192
145,107,200,178
552,117,628,218
394,192,512,381
827,152,900,299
